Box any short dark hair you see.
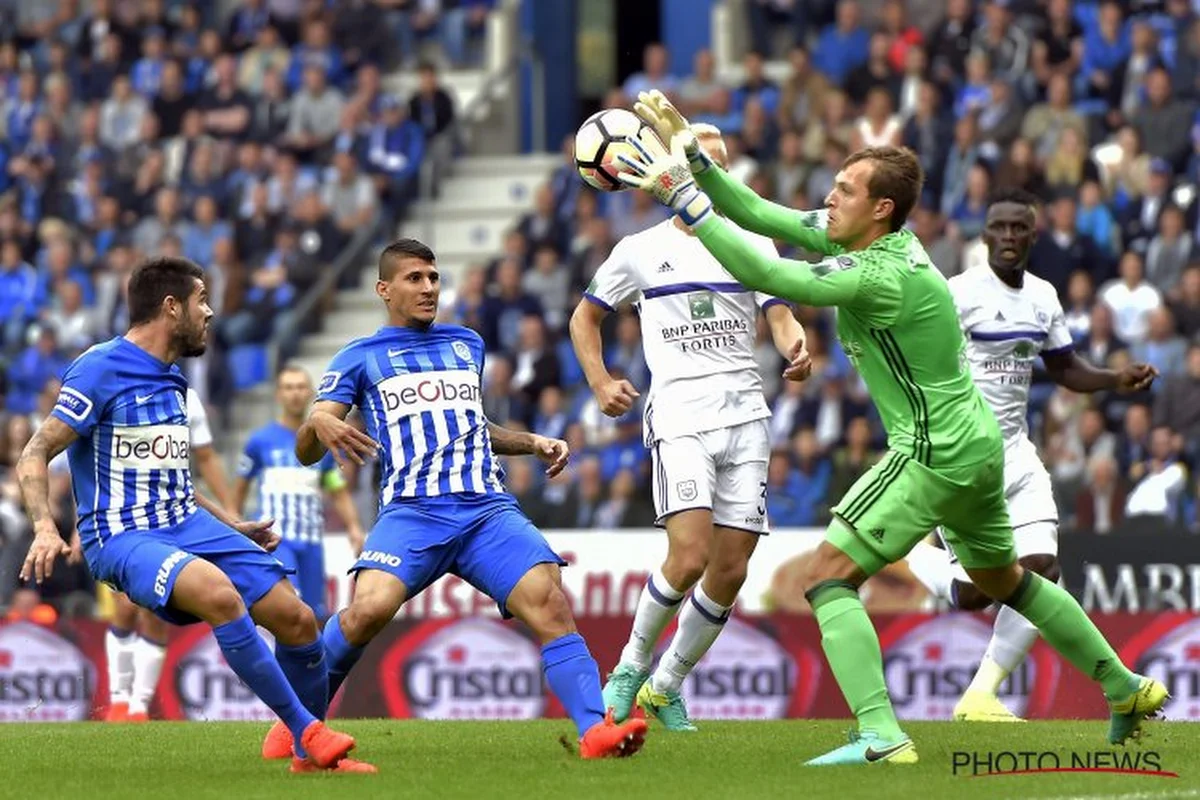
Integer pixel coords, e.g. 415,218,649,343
987,187,1041,212
127,256,205,326
276,362,310,383
842,146,925,232
379,238,436,280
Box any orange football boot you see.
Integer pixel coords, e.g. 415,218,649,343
578,710,648,759
290,757,378,774
262,721,293,760
104,702,129,722
299,721,355,768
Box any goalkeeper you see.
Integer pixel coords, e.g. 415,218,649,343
618,90,1168,767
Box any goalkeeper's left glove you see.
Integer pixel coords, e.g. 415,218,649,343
616,134,713,227
634,90,714,175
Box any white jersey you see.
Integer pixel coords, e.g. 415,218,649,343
585,218,789,444
950,266,1074,442
186,388,213,448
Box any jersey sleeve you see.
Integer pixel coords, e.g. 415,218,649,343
743,231,793,311
1041,293,1075,356
51,353,113,437
695,165,840,256
237,434,262,480
319,451,347,491
695,216,902,326
316,343,364,408
186,388,214,449
584,237,641,311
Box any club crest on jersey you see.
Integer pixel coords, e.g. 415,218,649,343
1036,310,1048,324
676,480,698,502
317,371,341,395
452,341,473,364
1012,341,1034,359
688,292,716,320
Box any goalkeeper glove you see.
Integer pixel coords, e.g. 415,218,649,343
615,134,713,227
634,89,714,175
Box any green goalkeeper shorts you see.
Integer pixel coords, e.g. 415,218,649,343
827,448,1017,574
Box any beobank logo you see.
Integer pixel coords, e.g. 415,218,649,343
1122,612,1200,721
159,626,275,721
110,424,190,468
0,623,95,721
378,370,482,418
380,618,545,719
880,614,1058,720
657,617,820,719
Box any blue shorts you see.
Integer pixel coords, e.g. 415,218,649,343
274,540,328,619
83,508,291,626
352,493,564,617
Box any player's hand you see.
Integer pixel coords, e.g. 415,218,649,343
348,527,366,558
595,377,640,417
634,90,707,172
236,518,281,552
1116,363,1158,394
20,523,72,584
66,530,83,566
783,338,812,382
616,134,713,226
532,435,570,478
311,410,380,468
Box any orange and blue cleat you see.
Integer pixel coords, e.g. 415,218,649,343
299,721,356,769
262,721,293,760
578,709,648,759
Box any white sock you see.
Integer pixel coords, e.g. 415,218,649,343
619,568,685,671
966,605,1040,696
651,583,730,695
905,539,969,603
105,627,136,705
127,636,167,716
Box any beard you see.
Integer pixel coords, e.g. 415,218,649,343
177,319,208,357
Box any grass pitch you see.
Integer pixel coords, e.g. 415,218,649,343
2,719,1198,800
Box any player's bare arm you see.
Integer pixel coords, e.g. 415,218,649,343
486,422,569,478
194,492,281,552
764,302,811,381
329,485,366,556
16,416,77,583
1041,350,1158,394
297,399,379,467
569,299,640,417
232,475,251,515
194,443,236,513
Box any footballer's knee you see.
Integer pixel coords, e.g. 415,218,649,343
272,599,319,646
802,540,867,595
1019,553,1060,584
207,585,246,624
951,580,993,611
662,539,709,591
507,564,576,643
965,562,1025,604
341,595,397,645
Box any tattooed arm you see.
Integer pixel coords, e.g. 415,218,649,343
16,417,78,583
486,423,570,478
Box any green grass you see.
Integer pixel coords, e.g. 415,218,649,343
2,720,1199,800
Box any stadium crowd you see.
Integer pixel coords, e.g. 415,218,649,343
0,0,488,609
4,0,1200,615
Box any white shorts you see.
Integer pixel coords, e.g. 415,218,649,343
650,418,770,534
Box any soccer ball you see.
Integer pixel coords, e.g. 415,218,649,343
574,108,663,192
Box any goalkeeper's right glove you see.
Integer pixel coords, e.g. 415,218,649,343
615,132,713,228
634,90,714,175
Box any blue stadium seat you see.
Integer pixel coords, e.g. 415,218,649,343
228,344,269,390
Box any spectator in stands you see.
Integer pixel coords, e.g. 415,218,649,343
0,239,37,350
1135,68,1195,170
248,67,291,145
1076,181,1121,261
410,60,455,140
7,327,67,415
789,429,832,525
777,47,830,134
322,149,378,237
332,0,390,74
1063,270,1097,341
226,0,278,54
510,314,560,412
1170,265,1200,338
238,24,290,96
912,205,960,278
366,95,424,225
569,455,605,529
1145,205,1192,295
1030,195,1106,301
973,0,1030,81
40,278,99,353
285,63,344,162
480,258,541,354
812,0,869,87
622,43,678,101
517,183,570,256
1101,251,1163,344
1032,0,1083,101
287,18,344,92
1154,341,1200,443
1021,73,1087,164
1045,128,1100,198
854,87,903,149
1131,307,1187,379
198,53,253,141
1122,158,1174,254
734,50,781,117
1126,425,1188,524
928,0,976,87
1110,22,1163,130
679,48,723,118
1076,455,1126,534
939,114,981,220
522,245,571,333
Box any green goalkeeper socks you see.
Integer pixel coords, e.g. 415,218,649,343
807,582,905,741
1004,571,1139,700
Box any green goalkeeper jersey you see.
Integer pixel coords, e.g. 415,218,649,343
693,167,1002,470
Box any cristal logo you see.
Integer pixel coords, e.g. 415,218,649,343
880,614,1058,721
655,618,816,719
110,424,190,467
160,627,275,721
0,622,95,722
380,618,545,720
1122,613,1200,721
379,371,481,415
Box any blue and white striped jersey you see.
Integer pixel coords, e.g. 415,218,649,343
316,324,505,506
52,337,196,545
238,421,341,545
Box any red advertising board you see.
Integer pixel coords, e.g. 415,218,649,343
3,612,1199,723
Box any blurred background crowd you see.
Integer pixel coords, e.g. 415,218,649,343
2,0,1199,617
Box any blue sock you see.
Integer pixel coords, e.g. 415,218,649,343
213,614,316,757
322,613,364,701
275,638,329,722
542,633,605,738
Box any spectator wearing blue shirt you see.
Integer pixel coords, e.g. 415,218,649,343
1131,307,1188,382
480,258,543,353
812,0,871,86
955,52,994,120
5,71,42,152
1077,180,1121,260
442,0,495,66
765,451,810,527
790,429,833,525
622,43,680,101
0,238,37,350
1082,1,1131,99
183,195,232,267
732,51,781,116
949,163,991,241
365,96,425,225
219,226,300,350
225,0,276,54
130,28,167,98
6,326,67,414
286,19,345,92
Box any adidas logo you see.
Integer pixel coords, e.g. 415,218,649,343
994,311,1006,321
657,261,673,273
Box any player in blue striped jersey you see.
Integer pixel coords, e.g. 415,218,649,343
234,364,366,621
259,239,649,761
16,256,372,773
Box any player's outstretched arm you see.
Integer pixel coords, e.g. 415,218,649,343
296,400,379,468
193,443,236,513
764,303,812,381
16,417,76,583
696,165,838,255
569,299,640,417
1042,350,1158,393
487,423,570,478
